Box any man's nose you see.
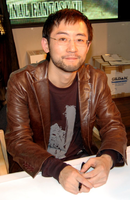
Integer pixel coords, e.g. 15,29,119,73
66,39,78,51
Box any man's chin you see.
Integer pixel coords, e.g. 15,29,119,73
58,65,81,73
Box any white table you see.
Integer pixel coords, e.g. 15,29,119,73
0,146,130,200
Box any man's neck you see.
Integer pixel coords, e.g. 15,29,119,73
48,63,77,88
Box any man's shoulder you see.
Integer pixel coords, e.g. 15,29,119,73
9,60,48,81
86,64,105,75
79,64,106,81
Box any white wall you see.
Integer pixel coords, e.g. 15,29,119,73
12,27,43,69
12,21,130,69
107,22,130,60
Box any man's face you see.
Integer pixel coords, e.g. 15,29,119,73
45,20,90,72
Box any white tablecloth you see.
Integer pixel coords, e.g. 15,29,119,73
0,146,130,200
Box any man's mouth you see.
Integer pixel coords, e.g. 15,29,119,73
62,56,79,60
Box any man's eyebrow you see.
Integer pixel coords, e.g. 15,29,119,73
76,33,87,37
56,32,69,35
55,32,87,37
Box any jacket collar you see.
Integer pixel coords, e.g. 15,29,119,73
78,64,91,117
78,64,92,152
30,60,48,81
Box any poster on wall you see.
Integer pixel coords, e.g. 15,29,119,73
6,0,118,26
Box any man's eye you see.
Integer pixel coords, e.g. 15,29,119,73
59,38,67,42
77,39,85,43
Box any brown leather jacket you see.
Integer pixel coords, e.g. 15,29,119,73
5,60,127,177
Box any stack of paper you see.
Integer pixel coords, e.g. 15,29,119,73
101,54,130,66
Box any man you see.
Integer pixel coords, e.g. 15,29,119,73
5,9,127,194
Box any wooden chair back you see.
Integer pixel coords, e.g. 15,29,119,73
0,130,9,175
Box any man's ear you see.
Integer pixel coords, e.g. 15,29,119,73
41,38,49,53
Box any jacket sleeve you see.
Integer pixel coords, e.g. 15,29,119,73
93,69,127,164
5,72,52,177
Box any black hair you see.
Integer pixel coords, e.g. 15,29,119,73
42,9,93,61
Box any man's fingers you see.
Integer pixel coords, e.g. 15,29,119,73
59,165,93,194
77,175,93,190
79,184,91,193
80,158,96,173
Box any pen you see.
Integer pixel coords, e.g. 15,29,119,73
79,162,85,191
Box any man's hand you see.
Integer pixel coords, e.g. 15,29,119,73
59,165,93,194
80,154,113,188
